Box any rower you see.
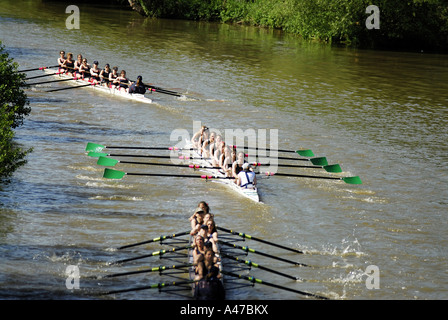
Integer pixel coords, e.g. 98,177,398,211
57,50,66,70
194,249,225,300
237,162,257,189
210,135,223,162
220,146,233,177
109,66,119,88
114,70,129,92
201,131,216,158
61,52,75,76
232,151,246,179
192,234,206,267
78,57,91,79
190,207,206,235
89,61,101,84
99,64,111,87
191,126,209,150
195,248,221,281
73,54,83,77
128,75,146,94
212,140,227,167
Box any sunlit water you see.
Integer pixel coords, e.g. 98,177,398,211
0,1,447,300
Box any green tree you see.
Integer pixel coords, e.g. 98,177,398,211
0,41,31,182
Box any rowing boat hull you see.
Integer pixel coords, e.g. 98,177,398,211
43,68,153,104
184,141,260,203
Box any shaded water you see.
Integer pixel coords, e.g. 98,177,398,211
0,1,447,301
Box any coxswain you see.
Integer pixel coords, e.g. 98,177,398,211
78,58,91,79
128,75,146,94
61,52,75,76
237,162,256,189
73,54,83,77
114,70,129,92
57,50,66,70
109,66,119,88
99,64,111,87
89,61,101,84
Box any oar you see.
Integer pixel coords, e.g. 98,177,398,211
222,271,328,300
46,83,97,92
262,171,362,185
217,227,304,254
102,168,233,180
219,241,309,267
143,84,184,97
25,72,63,80
27,78,77,85
94,263,191,279
87,151,185,160
85,142,193,153
262,155,329,166
96,156,220,170
122,79,184,97
18,65,59,72
252,162,342,173
230,145,315,157
108,245,191,265
221,253,303,281
98,156,340,174
117,231,190,250
104,280,194,295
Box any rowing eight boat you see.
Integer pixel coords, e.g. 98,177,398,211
42,68,153,104
183,140,260,203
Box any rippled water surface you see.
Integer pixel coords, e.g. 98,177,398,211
0,1,447,301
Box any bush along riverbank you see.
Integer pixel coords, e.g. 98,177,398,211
127,0,448,52
0,42,31,182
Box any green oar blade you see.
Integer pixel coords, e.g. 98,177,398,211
342,176,362,184
323,164,342,173
296,149,314,157
86,142,105,152
103,168,126,179
310,157,328,166
88,151,108,157
97,157,119,167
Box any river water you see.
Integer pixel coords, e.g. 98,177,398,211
0,1,447,301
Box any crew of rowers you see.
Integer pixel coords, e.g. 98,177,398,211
189,201,221,283
190,126,257,189
57,50,146,94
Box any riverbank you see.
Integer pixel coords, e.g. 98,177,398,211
127,0,448,52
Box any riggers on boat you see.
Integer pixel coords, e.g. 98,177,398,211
42,68,153,104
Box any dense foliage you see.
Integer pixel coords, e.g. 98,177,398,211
131,0,448,51
0,42,31,181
